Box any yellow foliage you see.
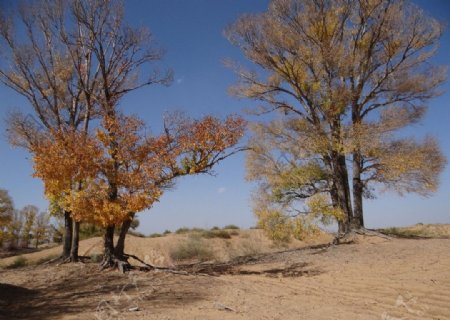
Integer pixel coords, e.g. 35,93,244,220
256,208,292,243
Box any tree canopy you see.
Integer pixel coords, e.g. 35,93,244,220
227,0,447,237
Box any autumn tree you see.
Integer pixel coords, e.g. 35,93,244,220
0,0,172,261
227,0,447,236
19,205,37,248
0,189,14,247
32,112,245,268
0,0,100,260
33,212,50,248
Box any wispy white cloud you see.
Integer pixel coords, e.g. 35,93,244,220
217,187,226,194
176,76,184,84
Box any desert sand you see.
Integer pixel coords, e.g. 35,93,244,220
1,227,449,320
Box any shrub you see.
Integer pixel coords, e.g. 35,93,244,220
163,229,171,235
239,240,262,256
6,256,27,269
201,230,231,239
128,230,146,238
223,224,240,230
80,223,103,240
211,226,220,230
175,227,190,234
90,254,103,263
256,209,292,243
170,238,214,262
379,227,424,238
149,233,163,238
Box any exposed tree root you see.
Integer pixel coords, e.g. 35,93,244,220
95,242,335,276
333,228,392,244
41,255,65,265
99,254,131,273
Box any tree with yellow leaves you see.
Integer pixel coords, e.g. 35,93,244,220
227,0,447,237
0,189,14,248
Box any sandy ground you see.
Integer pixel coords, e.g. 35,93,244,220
1,232,449,320
0,229,332,268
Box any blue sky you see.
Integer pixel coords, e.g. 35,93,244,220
0,0,449,234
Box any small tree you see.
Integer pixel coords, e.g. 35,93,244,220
0,189,14,247
19,205,37,248
33,212,50,248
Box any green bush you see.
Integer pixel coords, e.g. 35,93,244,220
175,227,190,234
211,226,220,230
163,229,172,235
149,233,163,238
79,223,103,240
380,227,424,238
201,230,231,239
7,256,27,269
170,238,214,262
90,254,103,263
223,224,240,230
128,230,146,238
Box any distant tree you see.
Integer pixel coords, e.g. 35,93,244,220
33,212,50,248
20,205,38,248
0,189,14,247
130,218,140,231
227,0,447,236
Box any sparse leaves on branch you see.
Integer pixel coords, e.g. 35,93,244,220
228,0,447,235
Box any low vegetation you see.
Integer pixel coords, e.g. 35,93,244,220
379,224,450,238
6,256,27,269
170,235,215,262
200,230,232,239
223,225,240,230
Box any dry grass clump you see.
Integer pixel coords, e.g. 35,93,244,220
6,256,27,269
170,235,215,262
201,230,232,239
379,224,450,238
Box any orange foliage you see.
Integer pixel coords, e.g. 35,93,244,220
31,113,246,226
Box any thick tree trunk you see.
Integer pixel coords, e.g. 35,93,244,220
352,151,364,229
115,213,134,259
334,155,354,233
70,221,80,262
62,211,73,258
101,225,116,267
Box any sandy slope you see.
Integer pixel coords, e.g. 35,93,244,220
1,232,449,320
0,229,332,268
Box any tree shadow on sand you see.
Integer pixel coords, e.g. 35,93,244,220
0,264,207,320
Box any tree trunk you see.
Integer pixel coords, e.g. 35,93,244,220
334,155,354,233
115,213,134,259
101,225,116,267
62,211,73,258
70,221,80,261
352,151,364,229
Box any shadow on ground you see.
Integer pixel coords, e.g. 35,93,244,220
0,263,207,320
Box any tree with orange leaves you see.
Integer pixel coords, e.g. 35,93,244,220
32,111,246,268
